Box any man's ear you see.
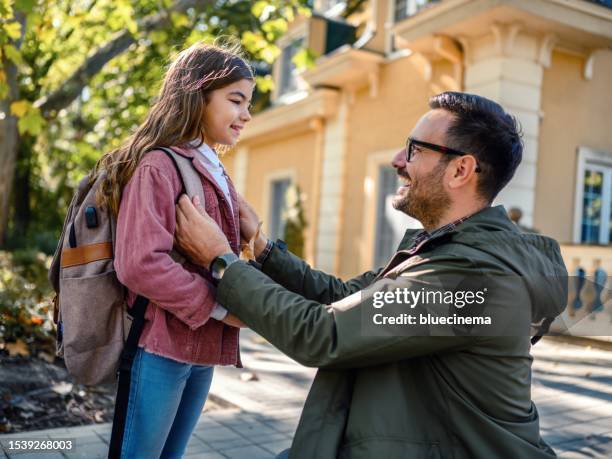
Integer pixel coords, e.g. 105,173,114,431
448,156,478,189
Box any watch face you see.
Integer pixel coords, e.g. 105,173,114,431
212,253,238,280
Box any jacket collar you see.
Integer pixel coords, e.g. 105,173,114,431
377,205,513,279
402,205,515,250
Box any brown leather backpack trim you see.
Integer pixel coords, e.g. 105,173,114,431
61,242,113,268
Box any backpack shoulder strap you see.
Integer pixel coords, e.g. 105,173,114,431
157,147,206,207
156,147,206,265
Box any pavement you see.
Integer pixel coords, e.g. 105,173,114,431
1,331,611,458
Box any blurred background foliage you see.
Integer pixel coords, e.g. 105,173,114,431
0,249,54,356
0,0,314,350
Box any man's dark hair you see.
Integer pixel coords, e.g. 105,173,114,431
429,92,523,203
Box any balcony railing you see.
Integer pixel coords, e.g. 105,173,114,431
394,0,441,22
551,244,612,341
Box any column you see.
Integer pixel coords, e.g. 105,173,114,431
460,23,556,227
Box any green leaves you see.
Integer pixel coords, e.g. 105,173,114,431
14,0,37,14
106,2,137,33
0,69,7,98
9,99,29,117
261,18,287,41
256,74,274,93
292,47,317,71
242,30,280,64
170,11,190,29
3,44,23,65
0,0,13,18
17,107,44,135
10,100,45,135
4,22,22,40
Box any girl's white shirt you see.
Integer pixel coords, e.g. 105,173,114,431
191,141,231,321
194,141,234,213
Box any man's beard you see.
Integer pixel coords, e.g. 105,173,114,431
392,161,451,230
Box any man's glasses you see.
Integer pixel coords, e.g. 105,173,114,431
406,137,481,173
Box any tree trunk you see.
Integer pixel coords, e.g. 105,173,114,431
0,58,20,247
0,119,19,247
12,139,32,239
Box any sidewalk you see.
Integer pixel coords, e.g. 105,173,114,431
532,338,612,458
1,332,611,458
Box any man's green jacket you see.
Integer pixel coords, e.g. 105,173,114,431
217,206,568,458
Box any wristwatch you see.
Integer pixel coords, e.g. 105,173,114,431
210,253,239,282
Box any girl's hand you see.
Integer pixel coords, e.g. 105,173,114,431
223,313,247,328
238,193,261,242
237,194,268,258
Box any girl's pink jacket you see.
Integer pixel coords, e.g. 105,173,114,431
114,146,241,366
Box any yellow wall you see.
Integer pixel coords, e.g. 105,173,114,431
241,130,319,262
536,50,612,243
309,16,327,57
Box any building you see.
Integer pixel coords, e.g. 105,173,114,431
224,0,612,318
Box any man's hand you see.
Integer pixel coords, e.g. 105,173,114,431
175,195,232,269
237,194,268,258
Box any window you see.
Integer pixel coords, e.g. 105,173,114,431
374,166,422,267
321,0,346,16
587,1,612,9
394,0,440,22
580,166,612,244
279,38,304,95
269,178,292,241
574,148,612,245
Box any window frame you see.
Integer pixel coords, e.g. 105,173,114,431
394,0,439,22
273,19,309,104
263,169,296,242
319,0,346,17
374,165,403,268
278,37,304,96
361,150,423,272
573,146,612,245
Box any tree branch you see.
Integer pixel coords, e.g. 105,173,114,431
36,0,212,117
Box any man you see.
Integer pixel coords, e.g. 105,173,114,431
174,92,568,458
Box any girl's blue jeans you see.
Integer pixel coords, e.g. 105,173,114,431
120,347,214,459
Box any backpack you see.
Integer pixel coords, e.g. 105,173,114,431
48,147,204,386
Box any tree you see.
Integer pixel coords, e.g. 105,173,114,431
0,0,310,248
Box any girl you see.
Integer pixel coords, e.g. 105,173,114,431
93,41,254,458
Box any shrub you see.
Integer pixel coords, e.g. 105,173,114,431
0,250,55,355
283,185,307,258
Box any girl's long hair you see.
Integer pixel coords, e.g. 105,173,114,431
93,41,254,216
